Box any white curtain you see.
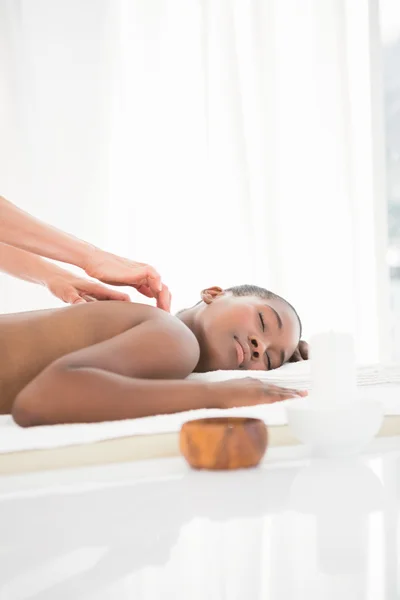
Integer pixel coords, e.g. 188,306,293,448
0,0,389,362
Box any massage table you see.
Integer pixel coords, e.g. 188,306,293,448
1,363,400,475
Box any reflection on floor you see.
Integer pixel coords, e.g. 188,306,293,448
1,439,400,600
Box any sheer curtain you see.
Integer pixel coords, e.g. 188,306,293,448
0,0,116,311
0,0,389,362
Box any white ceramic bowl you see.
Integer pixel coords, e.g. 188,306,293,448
286,398,384,457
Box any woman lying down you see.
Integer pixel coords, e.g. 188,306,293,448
1,284,308,427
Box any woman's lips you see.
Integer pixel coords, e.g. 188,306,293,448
234,337,245,367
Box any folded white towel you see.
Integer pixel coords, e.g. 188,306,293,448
0,362,399,454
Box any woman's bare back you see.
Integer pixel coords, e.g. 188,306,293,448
0,301,161,413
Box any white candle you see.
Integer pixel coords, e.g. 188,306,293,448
310,331,357,408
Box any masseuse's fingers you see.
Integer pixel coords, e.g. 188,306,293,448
46,281,85,305
129,265,163,298
155,283,171,312
82,283,130,302
81,295,97,302
84,250,163,300
64,287,86,305
134,282,171,312
138,266,162,296
134,284,154,298
46,272,131,305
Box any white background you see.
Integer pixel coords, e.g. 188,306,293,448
0,0,393,363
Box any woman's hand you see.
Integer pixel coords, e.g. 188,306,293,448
45,272,131,305
217,377,307,409
84,248,171,312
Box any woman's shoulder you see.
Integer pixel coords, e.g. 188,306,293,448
118,301,201,376
90,300,200,363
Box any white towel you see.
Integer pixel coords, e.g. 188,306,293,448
0,362,399,454
189,361,400,387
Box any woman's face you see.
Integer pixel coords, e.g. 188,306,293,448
193,292,301,372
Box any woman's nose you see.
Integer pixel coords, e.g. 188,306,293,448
250,337,265,361
249,337,266,370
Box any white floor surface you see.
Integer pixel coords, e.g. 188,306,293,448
1,438,400,599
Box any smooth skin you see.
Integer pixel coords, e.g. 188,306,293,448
0,287,307,427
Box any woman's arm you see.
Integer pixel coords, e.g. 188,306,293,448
13,371,223,426
11,318,305,426
0,243,130,303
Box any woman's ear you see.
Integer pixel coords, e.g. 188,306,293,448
200,286,224,304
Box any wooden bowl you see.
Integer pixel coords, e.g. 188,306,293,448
180,417,268,470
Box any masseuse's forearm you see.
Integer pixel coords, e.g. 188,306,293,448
0,196,93,267
0,243,69,285
13,366,226,426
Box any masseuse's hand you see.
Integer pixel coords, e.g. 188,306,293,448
0,196,170,310
289,340,309,362
84,248,171,312
46,271,130,305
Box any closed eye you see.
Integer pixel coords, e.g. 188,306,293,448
259,312,271,369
